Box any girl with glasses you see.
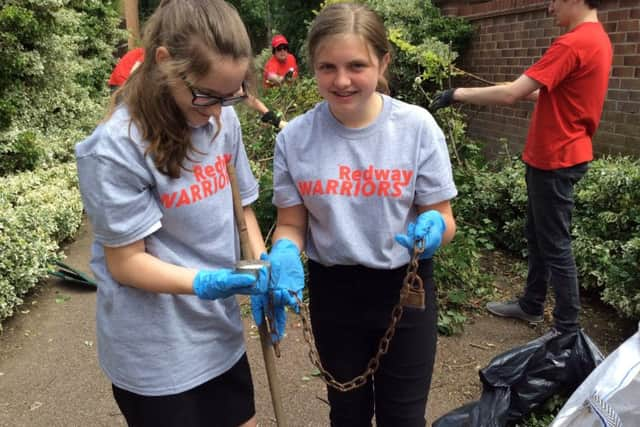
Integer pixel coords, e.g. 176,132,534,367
75,1,269,426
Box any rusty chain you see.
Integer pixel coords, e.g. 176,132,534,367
291,241,426,392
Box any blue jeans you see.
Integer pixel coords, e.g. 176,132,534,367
518,163,588,333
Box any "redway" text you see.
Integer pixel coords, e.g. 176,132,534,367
297,164,413,198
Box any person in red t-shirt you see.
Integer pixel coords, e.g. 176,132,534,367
430,0,612,335
108,47,145,91
263,34,298,88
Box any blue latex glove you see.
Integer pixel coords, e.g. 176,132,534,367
193,267,268,300
395,210,447,259
251,238,305,341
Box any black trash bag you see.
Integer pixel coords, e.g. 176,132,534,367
433,329,604,427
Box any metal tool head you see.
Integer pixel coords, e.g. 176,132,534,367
235,259,271,279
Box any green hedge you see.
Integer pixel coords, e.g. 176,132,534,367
0,163,83,325
0,0,123,176
0,0,121,328
573,158,640,317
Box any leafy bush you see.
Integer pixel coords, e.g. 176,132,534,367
0,130,44,174
0,163,83,326
370,0,472,106
0,0,123,176
574,157,640,242
573,157,640,317
0,0,121,327
435,228,491,335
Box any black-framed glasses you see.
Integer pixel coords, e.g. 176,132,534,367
275,45,289,52
183,79,248,107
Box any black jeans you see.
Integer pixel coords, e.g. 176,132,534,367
308,259,437,427
519,162,588,333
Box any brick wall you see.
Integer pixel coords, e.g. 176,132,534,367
436,0,640,158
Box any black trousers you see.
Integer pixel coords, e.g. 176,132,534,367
308,259,437,427
112,353,255,427
519,162,588,333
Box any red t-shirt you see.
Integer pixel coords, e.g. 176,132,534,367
263,54,298,88
108,48,145,87
523,22,612,170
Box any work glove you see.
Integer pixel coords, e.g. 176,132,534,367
251,238,305,341
429,88,457,112
260,110,281,129
395,210,447,260
193,267,268,300
284,68,295,80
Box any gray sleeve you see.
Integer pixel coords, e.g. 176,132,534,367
76,132,162,247
414,113,458,206
272,132,303,208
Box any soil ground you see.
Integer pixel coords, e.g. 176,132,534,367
0,219,636,427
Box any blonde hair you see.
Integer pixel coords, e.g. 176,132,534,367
112,0,253,178
307,2,391,94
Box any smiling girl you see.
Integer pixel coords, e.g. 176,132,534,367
258,2,458,426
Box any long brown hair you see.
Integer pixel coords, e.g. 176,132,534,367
307,2,391,95
111,0,253,178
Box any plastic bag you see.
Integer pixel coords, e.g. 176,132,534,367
433,329,604,427
551,322,640,427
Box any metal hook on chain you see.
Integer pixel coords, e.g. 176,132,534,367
401,238,426,310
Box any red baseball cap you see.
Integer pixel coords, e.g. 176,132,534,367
271,34,288,48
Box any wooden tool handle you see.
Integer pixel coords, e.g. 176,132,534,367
226,162,287,427
227,163,252,259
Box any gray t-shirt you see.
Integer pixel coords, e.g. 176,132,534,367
75,106,258,396
273,95,457,269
